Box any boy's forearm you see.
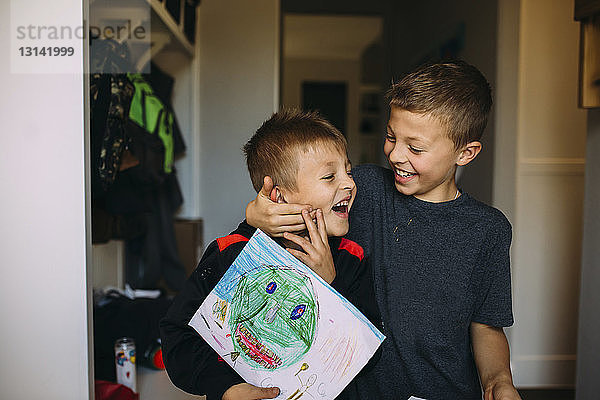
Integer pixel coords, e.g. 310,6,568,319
470,322,518,396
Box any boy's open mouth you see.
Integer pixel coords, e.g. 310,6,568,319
395,168,416,178
332,197,351,215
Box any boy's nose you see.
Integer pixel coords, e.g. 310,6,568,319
389,145,408,164
342,175,356,191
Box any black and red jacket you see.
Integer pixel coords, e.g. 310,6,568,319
160,221,381,399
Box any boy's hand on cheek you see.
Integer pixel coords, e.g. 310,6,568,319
284,209,336,284
246,176,313,237
222,383,280,400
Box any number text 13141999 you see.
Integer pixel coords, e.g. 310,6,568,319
19,47,74,57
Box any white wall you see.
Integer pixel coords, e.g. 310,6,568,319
0,0,92,398
197,0,279,243
576,109,600,399
509,0,587,387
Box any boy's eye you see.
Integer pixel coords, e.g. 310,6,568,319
385,133,396,143
409,145,424,154
346,170,353,177
321,174,334,180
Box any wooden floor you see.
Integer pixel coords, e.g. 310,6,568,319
518,389,575,400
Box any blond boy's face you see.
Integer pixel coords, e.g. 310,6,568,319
280,144,356,237
384,107,463,202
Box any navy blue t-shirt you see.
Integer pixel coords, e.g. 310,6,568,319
347,165,513,400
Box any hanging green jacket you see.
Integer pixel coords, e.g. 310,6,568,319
128,73,175,173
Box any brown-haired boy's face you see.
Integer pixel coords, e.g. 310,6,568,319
279,144,356,237
384,107,462,202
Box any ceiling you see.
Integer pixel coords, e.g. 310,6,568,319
284,14,383,60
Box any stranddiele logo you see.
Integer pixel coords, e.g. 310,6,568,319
15,19,147,42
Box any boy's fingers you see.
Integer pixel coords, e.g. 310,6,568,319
275,203,314,216
273,223,310,234
286,248,310,264
302,210,320,245
260,202,312,218
254,386,280,399
260,176,274,198
223,383,279,400
278,203,313,218
283,232,314,254
283,231,309,246
267,213,310,229
315,209,328,243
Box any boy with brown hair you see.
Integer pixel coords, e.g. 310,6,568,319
246,60,521,399
160,109,381,400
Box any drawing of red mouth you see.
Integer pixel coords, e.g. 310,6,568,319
235,324,282,369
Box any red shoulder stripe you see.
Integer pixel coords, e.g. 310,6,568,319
338,238,364,261
217,234,249,251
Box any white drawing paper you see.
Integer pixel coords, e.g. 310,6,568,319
189,229,385,400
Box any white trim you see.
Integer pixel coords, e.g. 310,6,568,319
83,2,94,397
514,354,577,361
516,384,576,389
512,356,577,387
519,157,585,175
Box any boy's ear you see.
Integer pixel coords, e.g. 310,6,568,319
269,186,278,202
272,186,287,204
456,141,482,166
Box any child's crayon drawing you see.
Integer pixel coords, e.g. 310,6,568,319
189,229,385,400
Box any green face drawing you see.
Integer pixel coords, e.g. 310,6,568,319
228,266,318,370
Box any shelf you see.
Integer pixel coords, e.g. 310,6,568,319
147,0,196,57
90,0,196,60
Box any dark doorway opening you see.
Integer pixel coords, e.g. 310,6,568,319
302,81,348,135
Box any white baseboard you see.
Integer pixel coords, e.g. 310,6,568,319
512,355,576,387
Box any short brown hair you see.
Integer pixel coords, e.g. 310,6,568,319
386,59,492,149
244,108,347,192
